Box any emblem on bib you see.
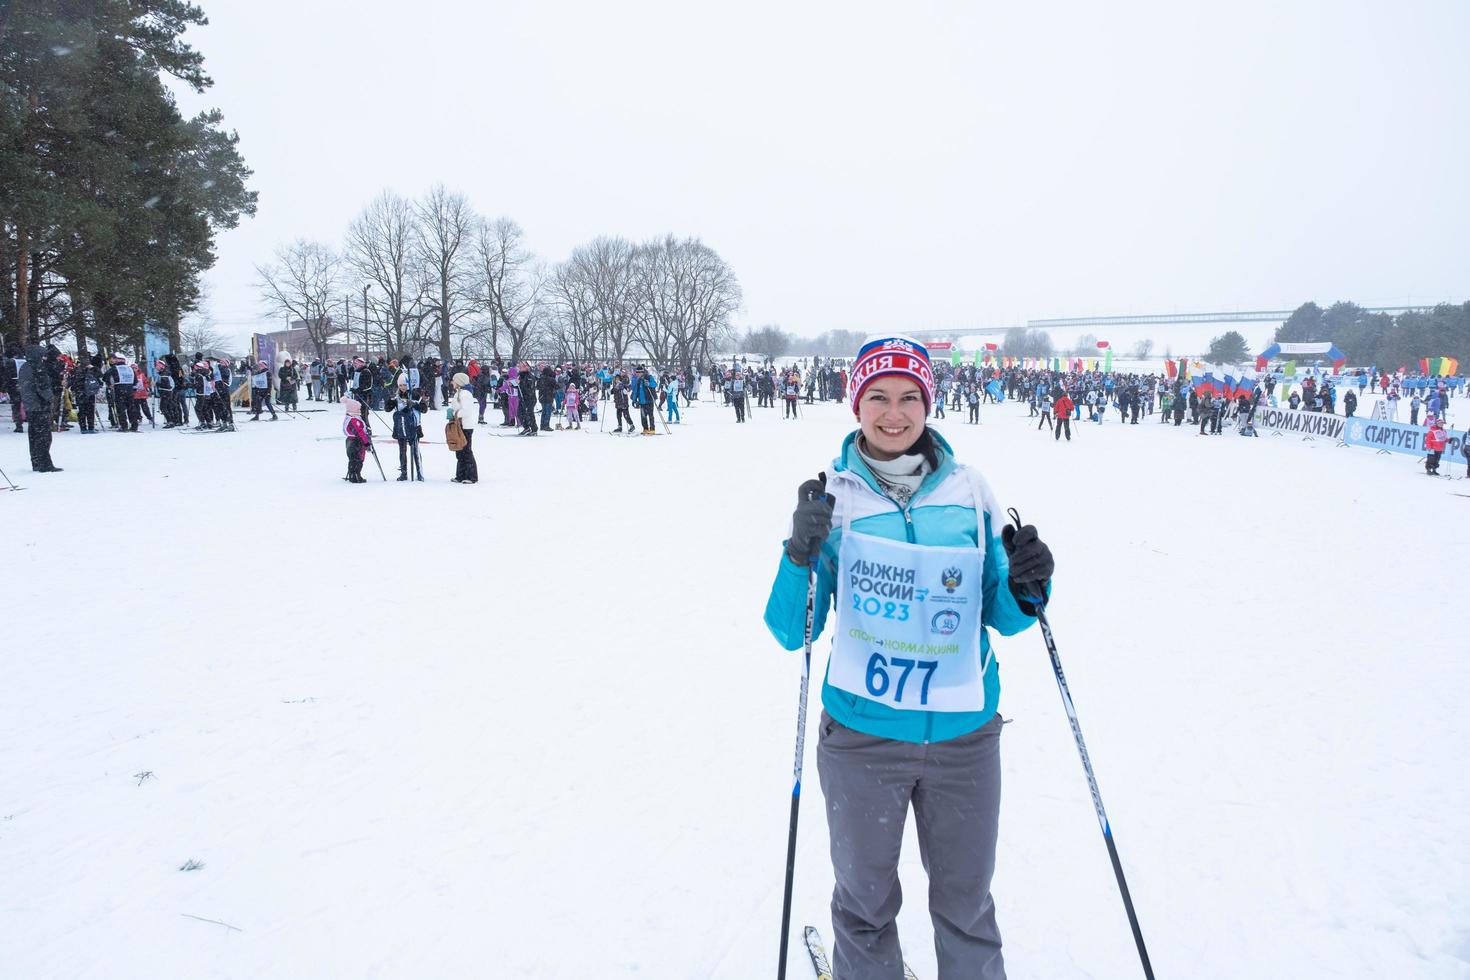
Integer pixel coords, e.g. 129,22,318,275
930,609,961,635
941,567,963,593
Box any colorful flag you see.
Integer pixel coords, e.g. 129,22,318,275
974,350,983,368
1223,374,1237,400
1422,355,1460,377
1104,347,1112,373
1096,340,1110,349
951,349,962,367
1193,373,1222,398
1165,359,1177,379
1178,358,1190,381
1283,360,1297,377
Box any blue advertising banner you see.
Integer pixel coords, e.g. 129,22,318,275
1342,416,1467,465
143,321,171,381
252,333,278,374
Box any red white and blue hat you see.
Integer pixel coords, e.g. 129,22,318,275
847,335,935,415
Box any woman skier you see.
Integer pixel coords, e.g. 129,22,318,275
764,335,1054,980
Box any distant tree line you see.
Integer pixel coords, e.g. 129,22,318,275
258,188,742,372
1,1,257,355
1275,301,1470,369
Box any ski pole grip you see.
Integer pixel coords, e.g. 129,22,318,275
1005,507,1048,609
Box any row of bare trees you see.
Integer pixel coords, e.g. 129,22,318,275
256,185,742,370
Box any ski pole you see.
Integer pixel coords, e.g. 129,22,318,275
0,465,23,491
1007,507,1154,980
777,553,819,980
366,440,387,481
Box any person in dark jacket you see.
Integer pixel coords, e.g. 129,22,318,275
388,378,427,480
348,357,374,431
631,365,659,434
213,357,235,430
517,363,539,435
612,372,635,432
156,357,182,427
3,342,22,432
472,366,491,424
1343,389,1358,418
19,345,60,471
103,353,141,431
249,359,279,420
69,360,103,432
537,365,557,431
278,359,300,412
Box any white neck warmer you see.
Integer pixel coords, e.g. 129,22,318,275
856,435,931,507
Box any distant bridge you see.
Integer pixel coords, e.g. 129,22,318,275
1025,307,1435,330
897,306,1438,340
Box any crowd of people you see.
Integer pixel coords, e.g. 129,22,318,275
4,339,1465,483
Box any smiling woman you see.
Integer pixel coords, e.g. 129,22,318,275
764,334,1056,980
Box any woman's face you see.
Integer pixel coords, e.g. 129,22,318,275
857,376,928,460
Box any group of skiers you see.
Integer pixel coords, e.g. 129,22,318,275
716,362,852,423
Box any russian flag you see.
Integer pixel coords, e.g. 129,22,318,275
1194,373,1221,398
1223,374,1237,400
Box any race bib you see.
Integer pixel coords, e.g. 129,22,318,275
828,527,987,713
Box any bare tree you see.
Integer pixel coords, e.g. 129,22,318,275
178,284,227,354
548,236,638,362
255,240,342,362
346,191,428,358
179,317,227,356
475,217,547,363
414,184,477,363
1132,338,1155,359
742,325,791,359
628,235,741,372
548,263,598,361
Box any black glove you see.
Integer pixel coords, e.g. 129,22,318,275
785,473,834,566
1002,522,1053,605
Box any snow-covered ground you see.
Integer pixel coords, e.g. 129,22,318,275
2,393,1466,979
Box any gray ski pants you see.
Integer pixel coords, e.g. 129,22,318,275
817,710,1005,980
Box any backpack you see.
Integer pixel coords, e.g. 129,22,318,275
445,417,466,452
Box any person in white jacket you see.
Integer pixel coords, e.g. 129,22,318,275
450,372,478,484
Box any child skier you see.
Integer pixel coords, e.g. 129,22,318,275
1425,418,1448,475
564,382,582,430
342,397,371,484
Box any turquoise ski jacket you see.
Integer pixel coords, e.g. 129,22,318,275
763,430,1044,744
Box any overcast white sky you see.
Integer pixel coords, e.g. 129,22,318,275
174,0,1469,349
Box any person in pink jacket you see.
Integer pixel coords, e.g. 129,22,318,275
500,366,520,427
564,383,582,430
341,397,371,483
